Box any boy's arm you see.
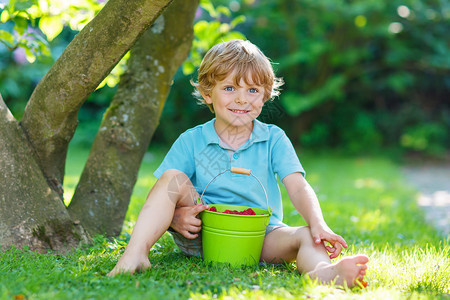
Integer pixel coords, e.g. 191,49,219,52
282,172,348,258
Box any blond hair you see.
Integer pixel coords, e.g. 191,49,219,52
191,39,283,113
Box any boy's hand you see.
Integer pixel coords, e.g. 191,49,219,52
311,223,348,259
171,204,210,239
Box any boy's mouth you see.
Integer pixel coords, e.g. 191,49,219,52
228,108,250,114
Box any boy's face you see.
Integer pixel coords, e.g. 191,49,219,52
202,71,265,134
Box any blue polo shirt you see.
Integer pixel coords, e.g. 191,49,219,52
154,119,305,226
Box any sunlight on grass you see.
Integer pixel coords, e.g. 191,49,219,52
368,243,450,295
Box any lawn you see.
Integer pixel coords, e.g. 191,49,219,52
1,146,449,299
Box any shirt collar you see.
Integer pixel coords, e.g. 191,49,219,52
202,118,220,145
202,118,269,149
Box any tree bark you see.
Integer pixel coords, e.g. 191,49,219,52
68,0,199,237
0,94,89,253
20,0,173,197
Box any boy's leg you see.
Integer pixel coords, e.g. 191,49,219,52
260,226,368,287
108,169,200,276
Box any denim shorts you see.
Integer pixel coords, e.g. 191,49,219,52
168,224,284,258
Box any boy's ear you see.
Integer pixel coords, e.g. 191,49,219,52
201,92,212,104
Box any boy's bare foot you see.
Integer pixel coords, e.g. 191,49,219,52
107,254,151,276
307,254,369,288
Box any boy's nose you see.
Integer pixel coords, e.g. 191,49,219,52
235,92,248,104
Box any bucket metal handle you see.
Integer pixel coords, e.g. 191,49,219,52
199,167,271,213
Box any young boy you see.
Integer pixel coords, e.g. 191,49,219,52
108,39,369,287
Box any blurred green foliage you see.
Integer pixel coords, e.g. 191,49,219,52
0,0,448,156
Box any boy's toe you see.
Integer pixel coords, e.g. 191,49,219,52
357,254,369,263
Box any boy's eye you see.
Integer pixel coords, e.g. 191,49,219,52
224,86,234,91
249,88,258,93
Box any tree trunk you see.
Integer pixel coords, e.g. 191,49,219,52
0,0,177,252
20,0,173,198
68,0,199,237
0,94,89,253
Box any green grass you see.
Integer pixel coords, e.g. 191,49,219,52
1,146,449,299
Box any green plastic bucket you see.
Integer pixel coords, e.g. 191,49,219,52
202,204,270,266
199,168,272,266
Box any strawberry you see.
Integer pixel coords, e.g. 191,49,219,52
243,208,256,215
209,207,259,215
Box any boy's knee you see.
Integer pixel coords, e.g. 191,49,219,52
160,169,187,180
160,169,197,204
161,169,189,190
160,169,190,188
